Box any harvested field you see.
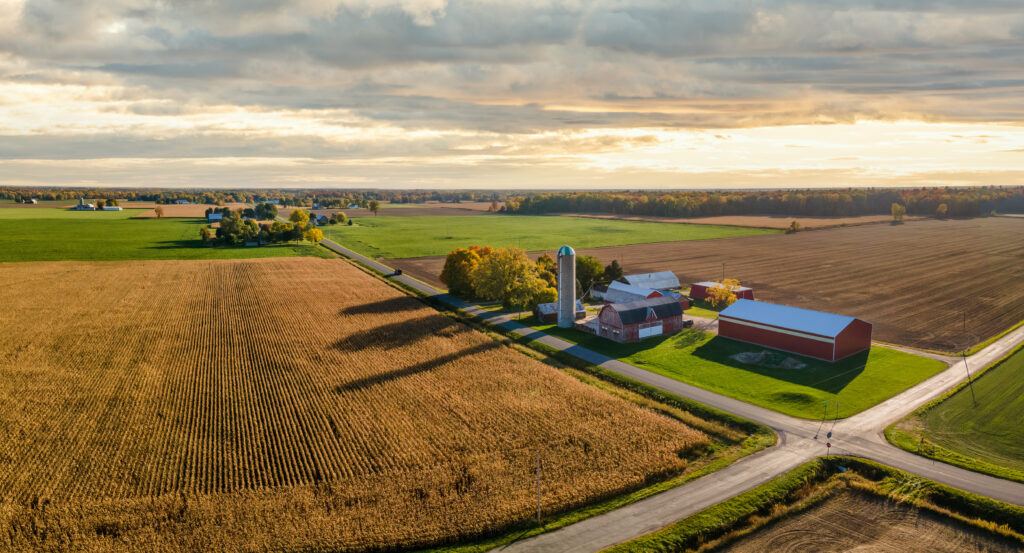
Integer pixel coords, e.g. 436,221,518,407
560,213,925,229
721,491,1017,552
132,202,248,218
391,218,1024,351
0,258,712,551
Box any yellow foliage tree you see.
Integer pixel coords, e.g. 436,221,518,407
707,278,741,308
471,247,547,309
303,228,324,243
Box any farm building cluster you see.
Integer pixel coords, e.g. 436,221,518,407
545,245,872,360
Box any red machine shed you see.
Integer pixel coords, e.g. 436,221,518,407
689,281,754,301
718,300,872,362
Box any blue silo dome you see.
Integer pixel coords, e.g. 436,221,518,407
557,245,575,256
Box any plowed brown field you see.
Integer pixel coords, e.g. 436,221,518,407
560,213,925,229
721,491,1018,552
389,218,1024,352
0,258,708,551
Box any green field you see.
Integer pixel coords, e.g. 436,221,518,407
322,215,778,258
888,346,1024,482
0,208,331,262
530,323,946,419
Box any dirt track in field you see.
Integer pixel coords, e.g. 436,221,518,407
559,213,926,229
721,491,1017,552
389,217,1024,352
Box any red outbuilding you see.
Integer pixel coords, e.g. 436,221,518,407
596,296,685,343
689,281,754,301
717,299,872,362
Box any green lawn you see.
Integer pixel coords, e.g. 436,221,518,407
322,215,778,258
0,208,331,262
888,346,1024,482
530,322,946,419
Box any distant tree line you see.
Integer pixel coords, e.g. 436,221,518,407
504,187,1024,219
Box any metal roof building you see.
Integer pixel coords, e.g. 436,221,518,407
624,271,681,290
718,299,872,362
599,281,664,304
596,296,685,343
689,281,754,301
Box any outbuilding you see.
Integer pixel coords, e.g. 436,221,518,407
601,281,664,304
596,296,685,343
102,205,122,211
624,271,681,290
689,281,754,301
534,299,585,323
207,213,223,223
718,299,872,362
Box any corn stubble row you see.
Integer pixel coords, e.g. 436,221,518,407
0,258,707,551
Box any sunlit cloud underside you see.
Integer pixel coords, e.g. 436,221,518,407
1,0,1023,189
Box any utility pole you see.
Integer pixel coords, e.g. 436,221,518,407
963,310,977,406
722,262,726,282
536,451,542,525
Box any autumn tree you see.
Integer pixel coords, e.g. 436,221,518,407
303,228,324,243
786,220,801,233
535,253,557,287
154,206,164,219
289,208,310,227
199,227,212,242
95,200,105,210
575,255,604,295
891,202,906,223
603,260,624,283
254,202,278,220
441,247,486,297
368,200,380,216
471,247,547,309
707,278,741,308
936,203,948,218
489,200,499,212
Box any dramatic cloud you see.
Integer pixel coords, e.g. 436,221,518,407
1,0,1023,188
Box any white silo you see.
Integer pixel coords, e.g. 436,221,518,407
557,245,576,328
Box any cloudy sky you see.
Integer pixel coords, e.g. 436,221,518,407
2,0,1024,189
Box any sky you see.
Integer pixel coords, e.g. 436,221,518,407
1,0,1024,190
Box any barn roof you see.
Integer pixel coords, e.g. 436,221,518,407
606,296,682,324
604,280,661,304
719,299,856,338
693,281,753,292
624,271,680,290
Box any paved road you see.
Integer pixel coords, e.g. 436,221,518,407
317,240,1024,550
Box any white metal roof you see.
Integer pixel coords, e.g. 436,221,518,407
624,271,680,290
692,281,753,292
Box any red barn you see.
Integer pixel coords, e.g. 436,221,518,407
689,281,754,301
596,296,685,343
718,299,872,362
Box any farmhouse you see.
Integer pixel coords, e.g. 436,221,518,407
102,205,122,211
534,299,586,323
689,281,755,301
599,281,664,304
596,296,685,343
718,299,872,362
624,271,680,290
207,213,223,223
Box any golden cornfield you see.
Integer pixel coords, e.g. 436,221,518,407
0,258,709,552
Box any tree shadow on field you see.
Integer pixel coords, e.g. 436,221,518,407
145,239,207,250
332,315,471,352
692,337,868,394
339,296,422,316
335,341,500,392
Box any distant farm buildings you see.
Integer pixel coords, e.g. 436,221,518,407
207,213,223,223
534,299,585,323
689,281,755,301
70,198,95,211
718,299,872,362
624,271,680,290
594,296,685,343
23,198,38,204
102,205,122,211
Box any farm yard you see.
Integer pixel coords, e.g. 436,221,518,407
328,215,776,259
888,346,1024,483
394,217,1024,352
531,324,945,419
0,207,328,262
0,258,755,551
